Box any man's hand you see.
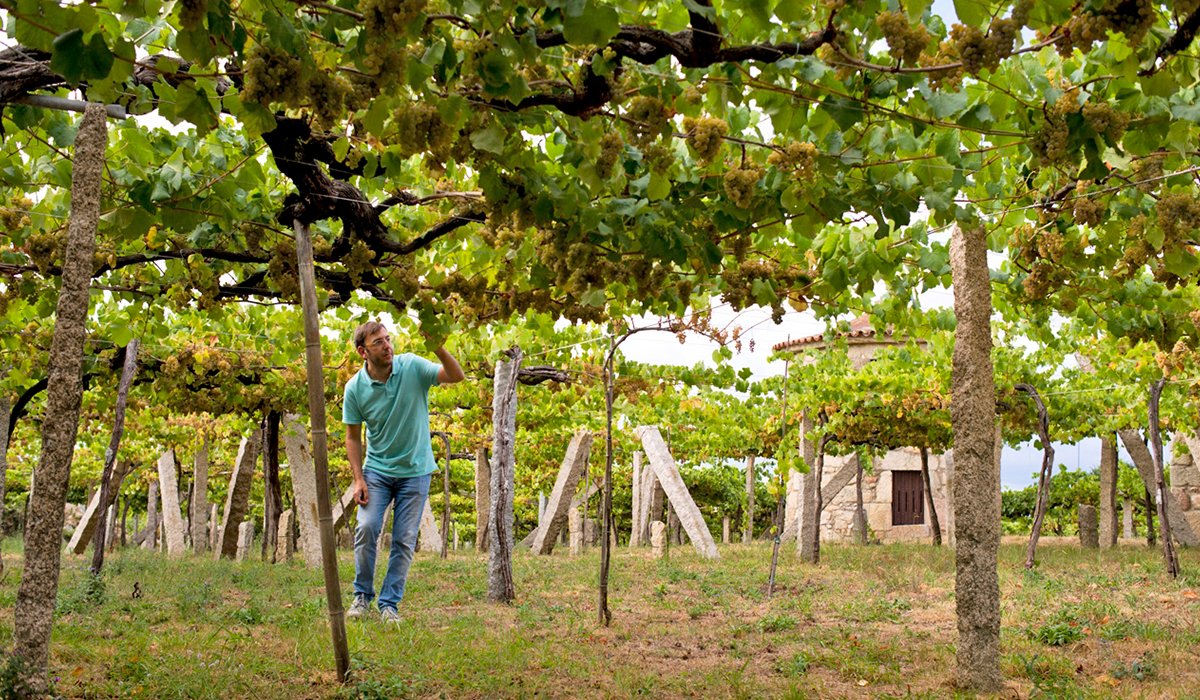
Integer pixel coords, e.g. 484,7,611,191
352,478,369,506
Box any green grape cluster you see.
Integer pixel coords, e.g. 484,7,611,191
950,24,991,75
240,222,265,252
987,18,1019,62
309,70,350,129
1133,156,1164,193
683,86,705,106
595,132,624,179
0,199,31,230
624,96,670,146
24,231,62,273
642,142,676,174
344,238,374,287
1057,0,1158,55
921,42,965,91
723,167,763,209
1012,0,1034,26
682,117,727,164
1030,93,1081,166
393,101,454,159
1021,262,1058,299
1156,192,1200,242
178,0,207,30
1072,191,1105,227
816,44,856,81
1113,217,1152,279
242,43,307,108
345,74,382,113
1035,229,1067,262
360,38,407,83
362,0,428,38
877,11,931,66
267,241,300,301
1082,101,1130,141
719,259,809,320
767,141,819,179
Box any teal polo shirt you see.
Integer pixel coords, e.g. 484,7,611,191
343,353,442,478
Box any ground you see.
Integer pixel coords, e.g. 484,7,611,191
0,535,1196,699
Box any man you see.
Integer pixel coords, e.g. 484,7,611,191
343,320,465,623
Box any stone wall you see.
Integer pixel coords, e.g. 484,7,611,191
814,447,950,543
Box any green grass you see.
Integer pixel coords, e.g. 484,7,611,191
1,537,1199,698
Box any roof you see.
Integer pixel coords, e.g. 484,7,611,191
771,314,895,353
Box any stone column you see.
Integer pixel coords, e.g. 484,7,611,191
475,445,490,553
282,415,321,567
636,425,719,559
1079,505,1099,548
157,449,186,557
418,497,443,555
141,480,159,551
629,451,642,546
217,431,262,560
1099,436,1118,549
276,509,295,561
797,411,818,559
569,506,583,555
722,515,731,544
1117,429,1199,545
531,431,592,555
1123,496,1135,538
209,503,220,551
743,454,755,544
330,483,358,534
190,438,210,553
650,521,666,558
636,456,656,547
235,521,254,561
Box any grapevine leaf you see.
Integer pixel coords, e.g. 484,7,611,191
50,29,114,85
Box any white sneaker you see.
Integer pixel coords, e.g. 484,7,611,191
347,595,369,619
380,607,401,624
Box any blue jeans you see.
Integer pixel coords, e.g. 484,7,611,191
352,470,430,611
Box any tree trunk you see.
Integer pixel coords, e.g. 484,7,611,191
262,411,283,563
1017,383,1054,570
475,446,489,553
0,373,10,571
948,223,1003,692
487,348,520,603
803,431,827,564
919,447,941,546
1145,488,1156,546
14,103,106,686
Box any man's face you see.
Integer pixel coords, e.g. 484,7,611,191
359,328,392,366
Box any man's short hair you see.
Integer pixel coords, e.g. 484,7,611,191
353,321,386,348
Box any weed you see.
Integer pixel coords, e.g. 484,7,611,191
775,652,809,676
230,604,265,625
1031,621,1083,646
759,614,797,633
0,651,47,700
1019,655,1086,700
55,570,105,615
335,677,413,700
1110,652,1157,681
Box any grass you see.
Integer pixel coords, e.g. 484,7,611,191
1,535,1199,698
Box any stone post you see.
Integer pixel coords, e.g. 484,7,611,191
190,438,210,553
1123,496,1135,538
1079,505,1099,549
743,454,755,543
418,498,443,555
141,480,159,551
636,425,719,559
277,509,295,561
650,521,666,558
209,503,220,552
797,411,818,560
630,451,642,546
1099,436,1118,549
156,449,186,557
531,431,592,555
487,350,519,603
569,506,583,555
235,521,254,562
67,460,131,554
282,415,321,567
217,431,262,560
475,445,490,553
722,515,731,544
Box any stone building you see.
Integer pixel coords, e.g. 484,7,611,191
775,316,952,544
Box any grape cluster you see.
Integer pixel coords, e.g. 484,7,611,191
24,231,62,273
345,238,374,288
682,117,727,164
1035,228,1067,262
920,42,965,91
178,0,207,31
239,222,265,252
767,141,819,179
1072,192,1105,227
1113,217,1153,279
1156,192,1200,242
1133,156,1164,193
362,0,428,38
642,142,676,175
1021,261,1060,299
1057,0,1158,54
394,101,454,159
309,70,350,130
242,43,307,109
268,241,300,301
1082,101,1130,141
1030,93,1082,166
595,132,624,179
816,44,856,82
877,11,931,66
950,24,991,75
719,259,810,321
624,96,670,146
723,167,763,209
0,198,31,230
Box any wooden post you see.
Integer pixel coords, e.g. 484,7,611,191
294,219,350,681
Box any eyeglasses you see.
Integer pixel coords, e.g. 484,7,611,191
364,335,390,349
